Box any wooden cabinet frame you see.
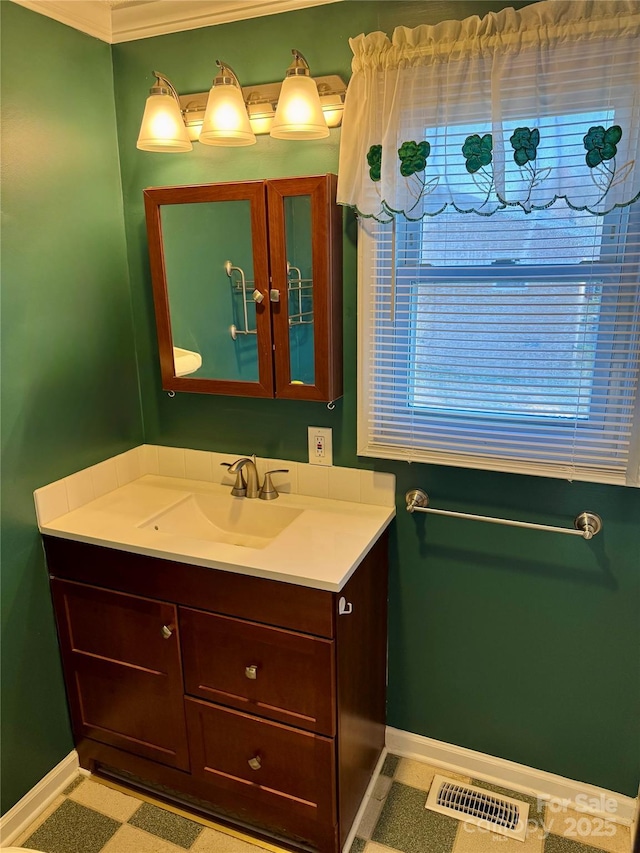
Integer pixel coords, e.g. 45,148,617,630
144,175,343,402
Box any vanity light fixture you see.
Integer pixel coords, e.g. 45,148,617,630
199,60,256,146
136,71,193,153
270,49,329,140
137,54,346,152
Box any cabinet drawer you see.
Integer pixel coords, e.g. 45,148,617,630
180,607,335,735
185,697,336,831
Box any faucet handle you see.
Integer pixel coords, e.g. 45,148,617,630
221,462,246,497
259,469,289,501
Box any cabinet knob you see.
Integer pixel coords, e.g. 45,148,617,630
245,664,258,680
252,289,264,304
270,289,280,303
161,624,174,640
248,755,262,771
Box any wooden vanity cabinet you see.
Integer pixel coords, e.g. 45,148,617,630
44,533,388,853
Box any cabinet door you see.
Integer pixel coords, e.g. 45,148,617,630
268,175,343,402
144,181,274,397
51,579,190,770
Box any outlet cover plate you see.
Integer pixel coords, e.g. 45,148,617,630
308,426,333,466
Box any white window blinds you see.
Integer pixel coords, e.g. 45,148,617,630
358,202,640,485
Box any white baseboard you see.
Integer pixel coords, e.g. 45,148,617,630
342,748,388,853
386,727,636,828
0,751,80,847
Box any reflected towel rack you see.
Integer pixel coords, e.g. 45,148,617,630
225,260,258,340
287,261,314,327
405,489,602,540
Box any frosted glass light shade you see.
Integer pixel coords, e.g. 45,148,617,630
137,93,192,152
199,84,256,146
270,75,329,140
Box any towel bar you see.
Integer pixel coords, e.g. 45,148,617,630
405,489,602,539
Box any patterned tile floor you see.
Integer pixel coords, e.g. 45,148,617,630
13,756,633,853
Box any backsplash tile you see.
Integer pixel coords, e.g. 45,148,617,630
90,459,119,498
65,468,95,512
34,479,69,525
184,449,213,483
360,470,395,507
329,466,362,503
115,448,142,487
140,444,159,475
157,446,186,479
34,445,397,523
298,464,330,498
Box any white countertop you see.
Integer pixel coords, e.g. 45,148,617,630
39,475,395,592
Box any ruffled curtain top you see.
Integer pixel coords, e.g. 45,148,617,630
337,0,640,220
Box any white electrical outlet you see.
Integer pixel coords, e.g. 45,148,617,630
308,426,333,466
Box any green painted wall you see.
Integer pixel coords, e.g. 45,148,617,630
113,0,639,798
1,0,637,818
0,3,143,813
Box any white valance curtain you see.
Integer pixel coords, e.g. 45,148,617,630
337,0,640,221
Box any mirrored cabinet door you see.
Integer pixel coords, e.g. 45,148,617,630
144,176,342,401
268,175,343,402
144,182,274,397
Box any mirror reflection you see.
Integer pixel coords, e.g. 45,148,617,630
285,195,315,386
161,200,260,383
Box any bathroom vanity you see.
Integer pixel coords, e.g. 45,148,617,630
38,462,394,853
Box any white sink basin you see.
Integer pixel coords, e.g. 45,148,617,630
139,493,303,549
173,346,202,377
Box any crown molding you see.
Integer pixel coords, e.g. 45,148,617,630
111,0,342,43
10,0,113,41
10,0,343,44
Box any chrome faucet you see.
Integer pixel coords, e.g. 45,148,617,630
225,457,289,500
228,457,260,498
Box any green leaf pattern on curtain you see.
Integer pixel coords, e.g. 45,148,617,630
461,133,494,211
365,124,633,218
583,125,634,206
398,140,431,176
367,144,382,181
510,127,540,165
462,134,493,173
508,126,551,209
397,141,439,214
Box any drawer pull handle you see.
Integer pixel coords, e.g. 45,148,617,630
161,624,173,640
248,755,262,771
245,665,258,680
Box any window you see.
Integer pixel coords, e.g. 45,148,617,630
339,4,640,485
359,201,640,483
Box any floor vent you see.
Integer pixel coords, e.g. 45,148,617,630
425,775,530,842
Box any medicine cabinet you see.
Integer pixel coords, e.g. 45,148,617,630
143,175,343,402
